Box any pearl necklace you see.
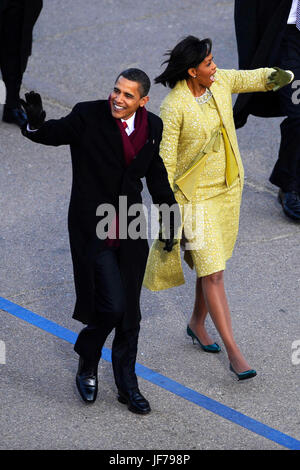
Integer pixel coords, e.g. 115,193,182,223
194,88,212,105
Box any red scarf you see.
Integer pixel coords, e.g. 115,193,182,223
106,97,149,247
115,103,149,166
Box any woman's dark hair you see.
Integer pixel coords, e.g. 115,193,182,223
155,36,212,89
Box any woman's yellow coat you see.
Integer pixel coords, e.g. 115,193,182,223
143,68,274,291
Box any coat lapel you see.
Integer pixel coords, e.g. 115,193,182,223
178,80,209,141
180,79,204,115
210,79,239,155
210,82,227,127
125,112,156,168
97,101,125,167
97,102,157,169
179,77,226,130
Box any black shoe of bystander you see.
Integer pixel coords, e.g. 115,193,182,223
278,189,300,221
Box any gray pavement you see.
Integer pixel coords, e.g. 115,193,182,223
0,0,300,451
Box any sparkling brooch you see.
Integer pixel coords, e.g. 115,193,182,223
195,88,213,105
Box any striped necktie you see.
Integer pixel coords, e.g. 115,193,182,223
297,0,300,30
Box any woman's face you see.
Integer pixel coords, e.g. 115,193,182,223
189,53,217,88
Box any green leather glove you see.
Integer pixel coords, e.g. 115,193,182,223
267,67,294,92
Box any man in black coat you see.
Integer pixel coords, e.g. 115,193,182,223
21,68,178,414
0,0,43,127
234,0,300,220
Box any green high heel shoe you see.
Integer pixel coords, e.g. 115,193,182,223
187,325,221,353
229,363,257,381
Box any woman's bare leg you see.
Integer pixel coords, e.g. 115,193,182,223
188,277,215,346
200,271,253,373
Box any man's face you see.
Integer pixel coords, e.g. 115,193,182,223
110,76,149,120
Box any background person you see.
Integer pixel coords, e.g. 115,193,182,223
234,0,300,220
0,0,43,127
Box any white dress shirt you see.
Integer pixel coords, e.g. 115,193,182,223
121,113,135,136
287,0,299,24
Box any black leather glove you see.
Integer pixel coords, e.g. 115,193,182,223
163,237,176,252
20,91,46,129
267,67,294,92
158,211,177,253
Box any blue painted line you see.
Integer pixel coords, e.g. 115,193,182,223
1,295,300,450
0,297,78,345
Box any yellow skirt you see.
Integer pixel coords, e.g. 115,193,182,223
184,181,241,277
143,180,241,291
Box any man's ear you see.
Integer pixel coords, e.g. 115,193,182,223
139,95,149,108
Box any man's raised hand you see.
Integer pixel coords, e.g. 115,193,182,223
20,91,46,129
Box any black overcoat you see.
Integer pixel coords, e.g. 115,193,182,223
0,0,43,73
233,0,293,128
22,100,177,327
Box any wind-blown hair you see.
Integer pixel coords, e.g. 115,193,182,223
155,36,212,89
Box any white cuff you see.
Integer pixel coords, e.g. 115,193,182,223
27,124,38,132
286,70,295,83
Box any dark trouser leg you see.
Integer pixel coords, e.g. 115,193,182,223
111,325,140,392
273,116,300,192
74,322,114,363
112,324,150,414
0,0,25,108
74,248,126,363
74,248,142,397
269,26,300,193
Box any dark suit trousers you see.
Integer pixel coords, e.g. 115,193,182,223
270,25,300,192
0,0,24,107
74,248,139,392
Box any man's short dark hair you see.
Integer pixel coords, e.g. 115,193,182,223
115,68,151,97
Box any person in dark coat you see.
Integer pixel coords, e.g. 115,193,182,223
234,0,300,220
0,0,43,127
21,68,178,414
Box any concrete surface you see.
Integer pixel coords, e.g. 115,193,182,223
0,0,299,451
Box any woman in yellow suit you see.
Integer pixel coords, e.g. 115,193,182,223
143,36,293,380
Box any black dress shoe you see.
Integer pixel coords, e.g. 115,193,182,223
278,189,300,221
117,388,151,415
76,357,98,403
2,105,27,127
